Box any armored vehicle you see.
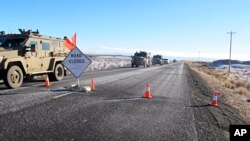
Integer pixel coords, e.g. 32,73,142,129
131,51,152,67
0,29,69,88
152,55,163,65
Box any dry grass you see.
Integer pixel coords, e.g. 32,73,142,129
230,79,235,85
203,67,249,95
187,62,250,120
221,75,228,82
238,87,250,96
224,81,235,90
188,62,250,97
235,80,245,88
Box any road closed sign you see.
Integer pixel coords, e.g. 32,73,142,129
62,47,92,78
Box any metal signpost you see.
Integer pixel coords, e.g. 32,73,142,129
62,47,92,90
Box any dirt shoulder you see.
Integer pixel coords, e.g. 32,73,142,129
185,63,250,141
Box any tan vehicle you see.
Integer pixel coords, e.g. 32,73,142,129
131,51,152,68
0,29,69,88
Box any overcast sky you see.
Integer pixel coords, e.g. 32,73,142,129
1,0,249,60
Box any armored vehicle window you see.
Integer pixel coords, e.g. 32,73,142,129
29,41,37,47
42,42,50,51
28,41,37,51
1,38,25,48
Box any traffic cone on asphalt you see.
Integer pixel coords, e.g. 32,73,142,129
44,74,50,87
210,91,219,106
144,83,152,99
91,79,95,91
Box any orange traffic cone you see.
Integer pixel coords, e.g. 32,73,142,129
44,74,50,87
210,91,219,106
144,83,152,99
91,78,95,91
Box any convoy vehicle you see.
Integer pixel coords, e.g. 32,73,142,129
163,59,169,64
131,51,152,67
152,55,163,65
0,29,69,88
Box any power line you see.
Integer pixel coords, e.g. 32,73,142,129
227,31,236,73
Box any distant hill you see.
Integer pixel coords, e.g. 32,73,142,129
242,61,250,65
209,59,249,67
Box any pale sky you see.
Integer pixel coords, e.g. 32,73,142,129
1,0,249,60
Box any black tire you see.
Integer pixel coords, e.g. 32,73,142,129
50,63,64,81
3,65,23,89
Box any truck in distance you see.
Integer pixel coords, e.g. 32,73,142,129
163,58,169,64
152,55,163,65
131,51,152,68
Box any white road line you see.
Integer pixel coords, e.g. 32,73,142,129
53,92,72,99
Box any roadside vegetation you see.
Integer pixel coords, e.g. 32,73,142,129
186,62,250,120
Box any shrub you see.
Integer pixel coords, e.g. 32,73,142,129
238,87,250,96
230,79,235,85
225,81,235,90
225,82,231,88
214,73,221,79
221,76,228,81
235,81,245,88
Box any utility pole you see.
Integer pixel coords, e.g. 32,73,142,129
227,31,236,73
198,51,200,63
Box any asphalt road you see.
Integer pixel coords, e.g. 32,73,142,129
0,63,198,141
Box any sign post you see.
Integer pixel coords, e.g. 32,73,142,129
62,46,92,91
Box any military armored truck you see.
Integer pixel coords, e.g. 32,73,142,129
0,29,69,88
131,51,152,68
152,55,163,65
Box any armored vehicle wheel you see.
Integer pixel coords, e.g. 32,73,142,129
50,63,64,81
4,65,23,88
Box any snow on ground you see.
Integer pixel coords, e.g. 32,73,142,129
215,65,250,82
86,55,131,71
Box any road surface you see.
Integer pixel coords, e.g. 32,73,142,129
0,63,198,140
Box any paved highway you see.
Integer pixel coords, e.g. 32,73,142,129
0,63,198,141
